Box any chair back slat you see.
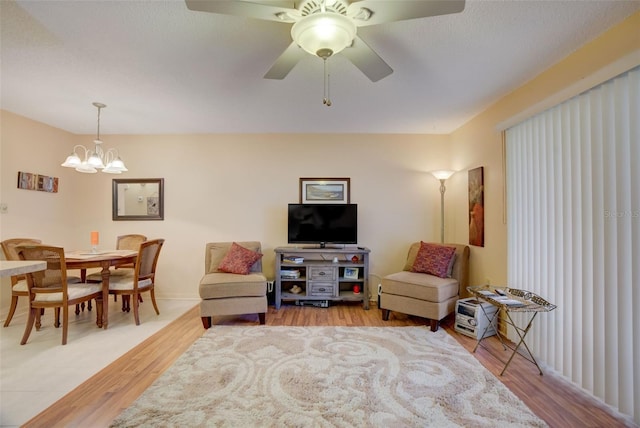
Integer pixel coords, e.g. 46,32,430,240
117,234,147,251
1,238,42,260
1,238,43,284
115,234,147,269
17,245,68,298
136,239,164,282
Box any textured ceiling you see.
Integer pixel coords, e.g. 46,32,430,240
1,0,638,135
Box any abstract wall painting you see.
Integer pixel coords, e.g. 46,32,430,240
469,167,484,247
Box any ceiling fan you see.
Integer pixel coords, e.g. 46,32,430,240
186,0,465,104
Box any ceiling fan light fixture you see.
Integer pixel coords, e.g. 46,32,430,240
291,12,355,57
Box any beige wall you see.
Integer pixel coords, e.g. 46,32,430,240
1,117,453,307
2,11,638,313
449,11,640,288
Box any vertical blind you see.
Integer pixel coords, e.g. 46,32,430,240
506,66,639,423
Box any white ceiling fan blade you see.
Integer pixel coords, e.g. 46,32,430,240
264,41,307,79
185,0,298,23
341,35,393,82
347,0,465,27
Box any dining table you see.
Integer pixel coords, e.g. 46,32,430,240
64,249,137,329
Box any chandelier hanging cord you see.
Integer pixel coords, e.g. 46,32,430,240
94,102,104,144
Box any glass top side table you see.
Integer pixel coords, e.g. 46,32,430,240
467,285,556,375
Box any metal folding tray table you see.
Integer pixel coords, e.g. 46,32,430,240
467,285,556,375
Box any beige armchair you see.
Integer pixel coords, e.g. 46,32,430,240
380,242,470,332
199,242,267,328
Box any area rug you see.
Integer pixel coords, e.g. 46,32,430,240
110,326,547,427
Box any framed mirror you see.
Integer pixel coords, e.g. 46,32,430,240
112,178,164,221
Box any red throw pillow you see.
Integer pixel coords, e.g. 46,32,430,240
411,242,456,278
218,242,263,275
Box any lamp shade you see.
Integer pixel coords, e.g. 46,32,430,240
61,153,82,168
291,12,356,57
75,162,98,174
103,158,127,174
431,170,456,180
87,152,106,169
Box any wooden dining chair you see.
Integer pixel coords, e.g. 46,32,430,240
114,234,147,270
108,238,164,325
17,245,103,345
1,238,42,327
86,234,147,311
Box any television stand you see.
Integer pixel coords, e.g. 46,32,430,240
274,246,371,310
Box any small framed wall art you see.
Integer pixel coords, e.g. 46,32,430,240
17,171,59,193
299,177,350,204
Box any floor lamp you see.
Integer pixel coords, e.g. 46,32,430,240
431,170,455,243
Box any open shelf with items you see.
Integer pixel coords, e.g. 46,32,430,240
274,247,370,310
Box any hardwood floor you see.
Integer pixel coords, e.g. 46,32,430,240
24,302,635,428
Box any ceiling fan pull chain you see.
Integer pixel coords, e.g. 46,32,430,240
323,58,332,107
327,63,331,107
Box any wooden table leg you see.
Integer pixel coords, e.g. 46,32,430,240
80,269,92,311
98,262,110,329
76,269,89,314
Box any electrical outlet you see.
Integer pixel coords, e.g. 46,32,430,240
0,203,7,214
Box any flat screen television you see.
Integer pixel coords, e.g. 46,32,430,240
288,204,357,247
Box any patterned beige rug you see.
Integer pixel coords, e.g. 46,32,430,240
111,326,546,427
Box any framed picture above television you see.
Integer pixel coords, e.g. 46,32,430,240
299,177,350,204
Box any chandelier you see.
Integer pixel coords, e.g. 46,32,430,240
61,102,128,174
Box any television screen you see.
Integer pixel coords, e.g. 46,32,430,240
288,204,357,246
